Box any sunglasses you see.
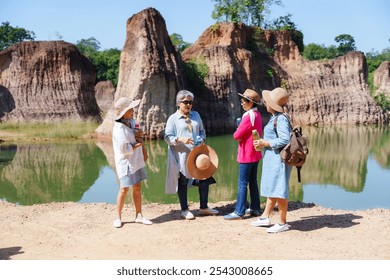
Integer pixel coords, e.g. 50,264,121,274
181,100,193,105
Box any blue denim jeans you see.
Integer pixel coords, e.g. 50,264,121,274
234,162,260,216
177,172,209,210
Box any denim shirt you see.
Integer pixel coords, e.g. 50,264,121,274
164,110,206,194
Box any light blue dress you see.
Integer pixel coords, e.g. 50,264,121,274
260,113,292,199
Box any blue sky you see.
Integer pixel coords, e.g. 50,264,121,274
1,0,389,53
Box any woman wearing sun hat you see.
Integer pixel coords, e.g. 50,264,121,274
224,89,263,220
112,96,152,228
252,87,292,233
164,90,219,220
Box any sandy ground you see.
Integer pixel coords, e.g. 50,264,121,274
0,200,389,260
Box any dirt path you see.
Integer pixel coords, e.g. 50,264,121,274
1,201,389,260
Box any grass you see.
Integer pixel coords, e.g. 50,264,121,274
0,120,101,142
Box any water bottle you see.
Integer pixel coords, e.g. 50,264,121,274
133,120,143,143
252,129,261,151
236,118,242,127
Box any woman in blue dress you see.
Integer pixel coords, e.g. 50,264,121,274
252,87,292,233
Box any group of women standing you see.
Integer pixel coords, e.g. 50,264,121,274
111,87,293,234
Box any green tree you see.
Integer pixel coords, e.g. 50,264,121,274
366,47,390,73
211,0,282,27
0,21,35,50
93,48,121,86
303,43,328,60
264,13,296,30
264,13,304,53
303,34,357,61
169,33,191,53
335,34,356,55
76,37,120,86
76,37,101,56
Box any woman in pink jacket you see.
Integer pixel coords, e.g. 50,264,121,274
224,89,263,220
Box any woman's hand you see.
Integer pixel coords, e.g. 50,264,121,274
177,137,194,145
134,130,144,143
133,143,142,149
253,139,269,149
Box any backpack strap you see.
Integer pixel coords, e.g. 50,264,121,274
297,166,302,183
273,113,292,137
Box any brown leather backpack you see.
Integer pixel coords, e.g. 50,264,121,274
274,114,309,183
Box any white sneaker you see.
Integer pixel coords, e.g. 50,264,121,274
113,219,122,228
199,208,219,216
135,214,153,225
266,223,290,233
251,217,271,227
181,210,195,220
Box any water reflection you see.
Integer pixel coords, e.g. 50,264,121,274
0,142,107,204
0,126,389,209
298,126,386,192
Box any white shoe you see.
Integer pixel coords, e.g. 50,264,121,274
251,217,271,227
199,208,219,216
135,214,153,225
181,210,195,220
266,223,290,233
113,219,122,228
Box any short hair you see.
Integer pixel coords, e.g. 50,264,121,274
176,90,194,105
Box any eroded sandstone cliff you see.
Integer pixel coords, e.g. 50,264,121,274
265,30,386,125
0,41,101,122
183,25,387,129
95,8,184,139
95,81,115,113
374,61,390,99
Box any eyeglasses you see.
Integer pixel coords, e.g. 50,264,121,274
181,100,193,105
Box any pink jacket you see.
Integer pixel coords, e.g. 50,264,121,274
233,109,263,163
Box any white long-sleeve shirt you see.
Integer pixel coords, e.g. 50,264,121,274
112,120,145,179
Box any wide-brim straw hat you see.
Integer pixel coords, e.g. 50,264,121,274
114,97,141,120
262,87,289,112
187,144,219,180
237,89,261,105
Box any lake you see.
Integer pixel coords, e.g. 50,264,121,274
0,125,389,210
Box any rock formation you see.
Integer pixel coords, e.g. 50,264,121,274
95,81,115,113
95,8,184,139
181,23,272,134
374,61,390,99
183,25,387,130
1,9,388,134
0,41,101,122
265,30,386,125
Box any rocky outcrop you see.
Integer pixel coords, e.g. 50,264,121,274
266,30,386,125
183,26,386,129
96,8,184,139
0,41,101,122
181,23,273,134
95,81,115,113
374,61,390,98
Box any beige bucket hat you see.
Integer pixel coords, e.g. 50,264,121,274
262,87,289,112
114,97,141,120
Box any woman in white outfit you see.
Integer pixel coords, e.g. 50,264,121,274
112,97,152,228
